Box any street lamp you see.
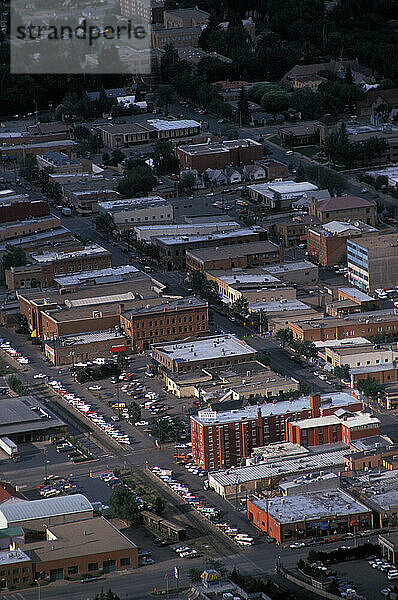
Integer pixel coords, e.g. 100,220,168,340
35,579,41,600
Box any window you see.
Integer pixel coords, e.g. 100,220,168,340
88,563,98,572
68,566,78,575
13,568,19,575
120,557,131,566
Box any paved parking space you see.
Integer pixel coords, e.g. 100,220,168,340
333,559,389,599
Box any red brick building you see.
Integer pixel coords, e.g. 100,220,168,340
0,196,49,224
176,139,262,173
120,296,209,351
191,392,362,470
247,490,372,544
262,159,289,180
287,411,380,447
289,313,398,342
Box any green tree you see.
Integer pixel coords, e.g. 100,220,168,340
15,315,29,334
20,155,38,181
230,296,249,317
260,90,290,114
154,495,166,515
156,85,175,113
117,161,156,197
276,328,293,348
121,230,135,251
357,377,384,402
188,568,202,583
152,139,178,175
179,172,196,195
250,309,268,333
128,402,141,423
237,85,250,125
95,213,115,240
2,245,27,271
109,487,142,526
334,364,350,380
117,351,128,369
190,271,219,301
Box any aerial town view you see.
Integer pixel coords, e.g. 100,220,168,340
1,0,398,599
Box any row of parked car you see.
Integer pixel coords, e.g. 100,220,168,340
150,466,254,547
48,380,131,445
370,558,398,580
37,474,80,498
0,339,29,365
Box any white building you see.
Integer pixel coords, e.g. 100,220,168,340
248,180,318,209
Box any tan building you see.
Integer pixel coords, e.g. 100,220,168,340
0,216,60,241
309,195,376,226
205,269,296,306
98,119,201,149
36,151,88,174
325,343,398,370
163,7,209,27
264,260,318,284
274,219,308,248
120,0,164,23
98,196,174,232
186,240,281,273
0,139,77,162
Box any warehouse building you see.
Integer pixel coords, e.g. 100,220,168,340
0,396,66,443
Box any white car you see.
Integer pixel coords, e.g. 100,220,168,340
33,373,46,379
88,385,102,391
135,421,149,426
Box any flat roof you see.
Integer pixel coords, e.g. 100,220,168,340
0,227,70,251
24,517,136,562
347,232,398,250
248,180,317,197
0,549,31,566
314,337,372,349
215,272,280,285
156,227,265,246
338,287,374,302
187,241,278,261
0,495,92,526
98,195,168,212
209,448,349,486
123,296,206,317
252,490,370,523
135,221,239,235
350,363,396,374
265,260,316,274
193,390,361,426
153,334,257,363
147,118,200,131
47,330,126,348
1,140,76,151
248,299,312,313
291,412,379,430
31,244,109,263
54,265,139,286
0,396,66,437
178,138,260,155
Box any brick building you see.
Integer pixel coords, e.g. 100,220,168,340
5,245,112,290
288,310,398,342
120,296,208,351
0,196,49,224
309,195,376,226
44,330,129,366
176,139,262,173
98,196,174,232
36,151,88,174
274,219,308,248
119,0,164,22
306,220,378,266
190,391,362,470
247,490,372,544
186,240,281,273
163,7,209,27
261,159,289,180
287,411,381,447
0,139,77,162
98,119,201,149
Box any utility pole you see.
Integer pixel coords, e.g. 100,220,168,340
43,448,47,482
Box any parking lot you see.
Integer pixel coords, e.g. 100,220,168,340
333,559,393,599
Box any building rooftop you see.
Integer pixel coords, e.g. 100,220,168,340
38,151,80,166
350,362,397,374
209,448,350,486
54,265,139,287
348,231,398,251
98,195,168,212
123,296,206,317
338,287,374,302
249,442,309,464
177,138,261,155
251,490,370,523
0,495,92,528
0,227,71,251
248,180,318,197
212,272,280,286
354,469,398,512
248,299,312,313
135,221,240,240
30,244,109,263
0,549,31,566
0,396,65,437
312,220,377,237
264,260,316,274
24,517,136,562
146,119,200,131
46,330,126,349
291,411,379,430
186,241,277,262
193,390,361,426
317,195,375,212
153,334,257,363
156,227,265,247
314,337,372,350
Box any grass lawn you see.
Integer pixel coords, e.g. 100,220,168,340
297,145,320,158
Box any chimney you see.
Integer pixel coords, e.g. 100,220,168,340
309,394,321,418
